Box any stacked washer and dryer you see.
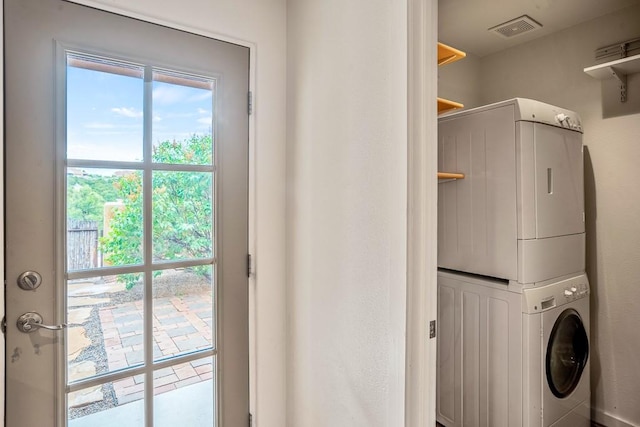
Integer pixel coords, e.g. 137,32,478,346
436,98,590,427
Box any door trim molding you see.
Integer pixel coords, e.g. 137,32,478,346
0,2,5,426
405,0,438,425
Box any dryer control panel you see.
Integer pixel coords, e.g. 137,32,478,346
514,98,583,132
522,274,589,314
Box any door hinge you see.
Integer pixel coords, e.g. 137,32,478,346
247,254,253,277
429,320,436,339
249,413,253,427
1,316,6,336
248,91,253,115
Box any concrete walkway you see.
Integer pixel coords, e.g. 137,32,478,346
69,379,213,427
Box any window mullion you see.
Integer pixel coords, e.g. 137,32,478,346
143,65,154,427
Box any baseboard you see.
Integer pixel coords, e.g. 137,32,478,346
592,407,639,427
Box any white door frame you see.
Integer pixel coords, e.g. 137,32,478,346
405,0,439,426
0,3,5,425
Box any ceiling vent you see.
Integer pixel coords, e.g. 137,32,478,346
488,15,542,38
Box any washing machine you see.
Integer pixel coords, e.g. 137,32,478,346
522,274,590,427
436,270,590,427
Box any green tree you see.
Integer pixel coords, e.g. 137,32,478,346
100,135,213,289
67,184,106,223
67,174,120,227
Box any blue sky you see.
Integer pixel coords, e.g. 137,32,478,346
67,64,213,163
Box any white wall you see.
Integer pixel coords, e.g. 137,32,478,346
4,2,439,426
52,1,288,426
286,0,408,425
437,52,482,110
476,6,640,426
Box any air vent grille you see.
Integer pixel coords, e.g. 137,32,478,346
489,15,542,38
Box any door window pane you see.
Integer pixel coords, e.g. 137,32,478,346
152,171,213,262
67,54,144,162
153,267,214,362
68,375,145,427
153,358,214,427
67,168,144,270
67,274,145,381
152,71,213,165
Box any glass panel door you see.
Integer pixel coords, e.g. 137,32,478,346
5,1,249,425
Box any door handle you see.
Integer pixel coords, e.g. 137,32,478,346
16,312,67,333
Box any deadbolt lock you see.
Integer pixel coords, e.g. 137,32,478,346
17,271,42,291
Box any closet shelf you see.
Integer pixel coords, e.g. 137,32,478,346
438,42,467,66
438,172,465,180
583,53,640,79
584,53,640,102
438,97,464,114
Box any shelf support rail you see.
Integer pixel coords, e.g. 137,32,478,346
610,67,627,102
595,37,640,61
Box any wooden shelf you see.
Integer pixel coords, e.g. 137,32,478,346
583,53,640,79
438,97,464,114
438,42,466,66
438,172,465,180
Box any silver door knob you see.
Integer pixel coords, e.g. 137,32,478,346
16,312,67,333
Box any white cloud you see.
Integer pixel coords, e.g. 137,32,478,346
111,107,143,118
197,117,212,125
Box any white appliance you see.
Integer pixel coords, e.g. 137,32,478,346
438,98,584,284
436,98,590,427
437,271,590,427
523,275,590,427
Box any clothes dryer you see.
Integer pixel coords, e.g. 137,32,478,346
438,98,585,284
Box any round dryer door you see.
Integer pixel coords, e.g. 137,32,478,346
546,308,589,398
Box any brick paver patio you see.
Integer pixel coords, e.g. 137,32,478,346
97,292,214,404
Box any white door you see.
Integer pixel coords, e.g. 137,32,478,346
5,0,250,425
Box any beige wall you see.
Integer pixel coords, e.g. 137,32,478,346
438,51,482,111
441,5,640,426
65,1,288,426
286,0,409,425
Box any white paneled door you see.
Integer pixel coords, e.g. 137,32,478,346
4,0,249,425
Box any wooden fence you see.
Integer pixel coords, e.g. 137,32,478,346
67,220,101,270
